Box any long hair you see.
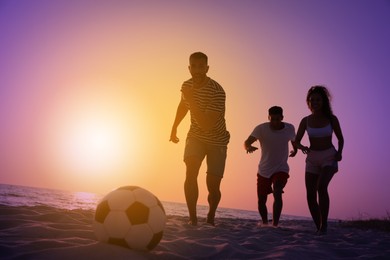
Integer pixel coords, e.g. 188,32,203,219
306,85,333,118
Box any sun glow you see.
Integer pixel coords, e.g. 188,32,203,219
61,117,125,173
42,84,144,183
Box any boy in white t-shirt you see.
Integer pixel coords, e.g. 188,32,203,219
244,106,297,227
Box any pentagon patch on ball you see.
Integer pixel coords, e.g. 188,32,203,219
93,186,166,251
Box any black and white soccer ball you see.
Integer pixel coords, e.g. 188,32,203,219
93,186,166,251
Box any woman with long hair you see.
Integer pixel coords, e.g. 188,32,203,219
295,86,344,234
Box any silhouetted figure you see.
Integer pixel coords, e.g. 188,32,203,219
295,86,344,235
244,106,297,227
170,52,230,226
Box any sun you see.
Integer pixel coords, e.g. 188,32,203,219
62,117,125,173
41,83,150,191
48,98,138,179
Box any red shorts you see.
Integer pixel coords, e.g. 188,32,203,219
257,172,289,196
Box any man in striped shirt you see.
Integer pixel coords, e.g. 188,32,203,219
170,52,230,226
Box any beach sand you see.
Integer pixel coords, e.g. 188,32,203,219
0,204,389,259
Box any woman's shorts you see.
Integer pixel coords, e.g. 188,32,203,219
305,147,338,174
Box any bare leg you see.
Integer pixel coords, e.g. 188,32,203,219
257,194,268,224
317,167,335,233
257,175,269,224
206,174,222,225
305,172,321,231
184,156,202,225
272,187,283,226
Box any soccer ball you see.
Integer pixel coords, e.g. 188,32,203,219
93,186,166,251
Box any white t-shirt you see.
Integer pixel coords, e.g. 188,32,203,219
250,122,296,178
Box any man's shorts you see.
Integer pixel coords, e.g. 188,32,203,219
257,172,289,196
184,137,227,178
305,147,338,174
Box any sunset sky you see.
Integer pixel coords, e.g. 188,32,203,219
1,0,389,220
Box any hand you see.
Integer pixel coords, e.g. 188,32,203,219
289,150,297,157
170,129,179,143
170,136,179,143
301,146,310,154
246,146,258,154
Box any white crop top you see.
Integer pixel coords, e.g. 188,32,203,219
306,118,333,138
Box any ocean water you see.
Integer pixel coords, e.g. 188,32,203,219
0,183,308,221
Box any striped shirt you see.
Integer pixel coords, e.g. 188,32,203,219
182,78,230,146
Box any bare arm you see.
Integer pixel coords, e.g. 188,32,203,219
294,117,310,154
170,100,188,143
289,140,298,157
331,115,344,161
244,135,258,154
